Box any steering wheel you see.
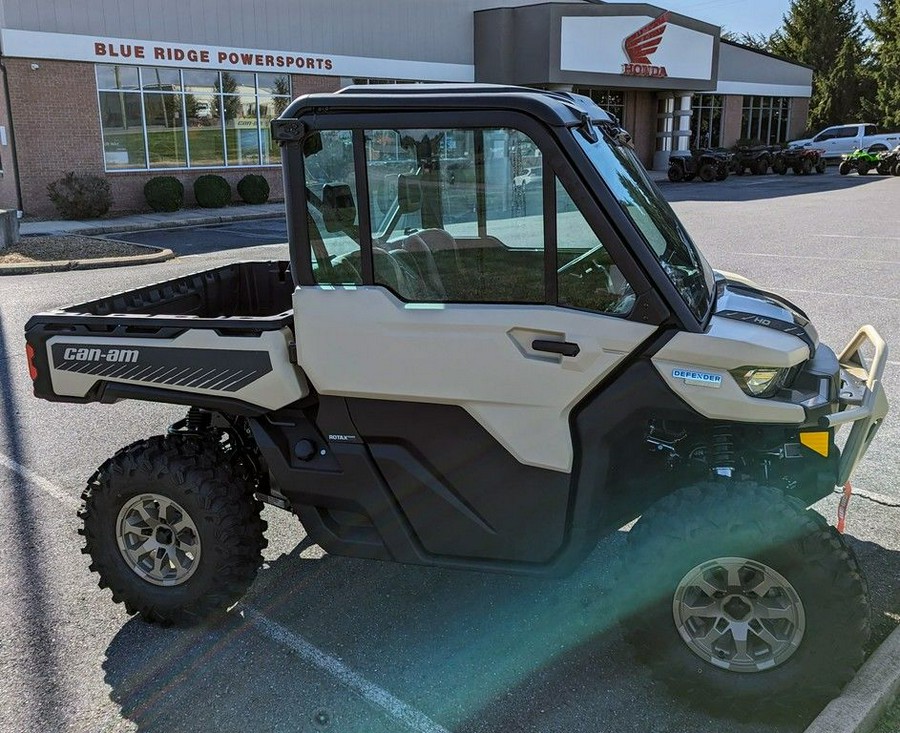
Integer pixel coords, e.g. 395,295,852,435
557,247,615,294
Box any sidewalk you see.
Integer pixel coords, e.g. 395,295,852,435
19,201,286,237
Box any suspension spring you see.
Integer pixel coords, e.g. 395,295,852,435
168,407,212,436
710,424,735,478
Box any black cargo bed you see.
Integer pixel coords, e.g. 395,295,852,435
27,261,294,335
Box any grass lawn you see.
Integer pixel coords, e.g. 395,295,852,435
872,693,900,733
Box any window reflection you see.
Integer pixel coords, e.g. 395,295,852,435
95,65,291,171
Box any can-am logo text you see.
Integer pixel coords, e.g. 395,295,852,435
622,12,670,77
63,347,140,364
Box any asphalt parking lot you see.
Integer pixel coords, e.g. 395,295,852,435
1,169,898,733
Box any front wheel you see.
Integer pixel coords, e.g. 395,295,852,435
618,482,869,718
893,162,900,176
667,164,684,183
839,161,852,175
858,162,870,175
754,158,769,175
772,158,787,175
698,163,716,182
816,159,827,174
79,436,268,625
715,164,729,181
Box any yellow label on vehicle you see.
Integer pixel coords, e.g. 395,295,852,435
800,431,829,457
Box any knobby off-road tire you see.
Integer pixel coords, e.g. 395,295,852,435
79,436,268,625
698,163,716,182
667,164,684,183
839,160,852,175
773,158,787,175
618,481,869,718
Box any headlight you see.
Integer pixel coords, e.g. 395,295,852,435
729,366,786,397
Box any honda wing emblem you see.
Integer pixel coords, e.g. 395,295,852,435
622,12,670,77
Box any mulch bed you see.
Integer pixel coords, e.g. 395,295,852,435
0,235,150,265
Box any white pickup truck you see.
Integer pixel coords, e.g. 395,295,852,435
789,123,900,159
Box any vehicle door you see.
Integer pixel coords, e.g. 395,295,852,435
834,125,862,155
811,126,838,155
292,116,659,562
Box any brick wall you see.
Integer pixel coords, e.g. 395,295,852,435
291,73,342,96
4,60,342,217
790,97,810,139
5,58,104,217
627,91,656,168
721,95,744,147
0,67,21,212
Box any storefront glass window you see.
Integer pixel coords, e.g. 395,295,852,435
224,94,261,166
143,93,188,168
690,94,723,149
96,65,139,90
573,88,625,124
96,65,291,171
741,96,792,145
98,91,146,169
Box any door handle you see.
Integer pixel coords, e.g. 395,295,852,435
532,339,580,357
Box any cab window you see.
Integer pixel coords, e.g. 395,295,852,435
364,127,545,303
302,129,363,285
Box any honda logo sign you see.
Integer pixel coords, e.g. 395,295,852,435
622,12,670,77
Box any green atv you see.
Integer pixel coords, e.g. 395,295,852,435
839,148,882,176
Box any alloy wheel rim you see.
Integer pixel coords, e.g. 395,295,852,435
672,556,805,673
116,493,202,586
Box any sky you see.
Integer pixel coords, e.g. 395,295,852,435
636,0,880,38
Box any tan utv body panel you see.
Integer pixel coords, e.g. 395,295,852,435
46,328,308,411
652,315,808,423
293,286,656,473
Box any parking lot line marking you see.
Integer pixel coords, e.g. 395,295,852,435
0,452,79,509
779,288,900,303
244,608,452,733
816,234,900,241
0,452,450,733
735,252,900,266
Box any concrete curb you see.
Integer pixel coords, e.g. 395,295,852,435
22,208,285,236
0,245,175,276
804,622,900,733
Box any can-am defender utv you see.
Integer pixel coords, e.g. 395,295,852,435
25,86,888,718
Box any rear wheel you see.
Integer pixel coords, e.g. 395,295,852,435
79,436,267,625
893,162,900,176
754,158,769,175
800,157,813,175
816,159,827,174
715,164,729,181
877,161,892,175
772,158,787,175
858,162,870,175
839,161,852,175
698,163,716,182
618,482,869,718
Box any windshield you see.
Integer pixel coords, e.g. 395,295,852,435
575,126,715,322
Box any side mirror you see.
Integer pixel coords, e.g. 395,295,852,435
397,173,422,214
322,183,356,233
303,132,323,156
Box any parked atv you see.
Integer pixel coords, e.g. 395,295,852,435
839,148,882,175
732,145,780,175
667,148,731,182
25,86,889,720
773,146,827,175
876,144,900,176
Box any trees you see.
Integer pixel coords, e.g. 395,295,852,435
769,0,865,129
865,0,900,128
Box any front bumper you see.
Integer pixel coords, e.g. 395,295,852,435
819,326,889,485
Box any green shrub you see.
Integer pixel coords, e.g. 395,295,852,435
143,176,184,212
236,174,270,204
46,172,112,220
193,174,232,208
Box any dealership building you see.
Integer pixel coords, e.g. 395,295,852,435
0,0,813,216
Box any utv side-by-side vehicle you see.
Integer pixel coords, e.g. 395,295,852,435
666,148,731,182
25,86,888,717
773,145,827,175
